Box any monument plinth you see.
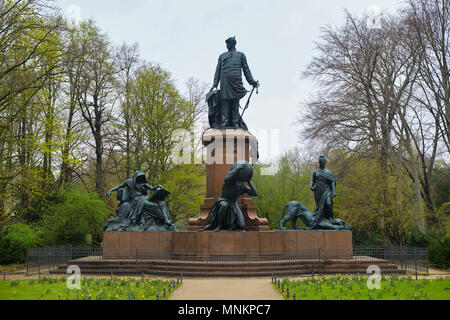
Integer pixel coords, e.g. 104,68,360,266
188,129,270,231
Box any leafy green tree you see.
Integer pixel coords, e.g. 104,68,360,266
0,0,64,225
125,63,196,183
159,164,205,230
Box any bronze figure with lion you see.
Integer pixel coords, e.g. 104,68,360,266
277,156,352,231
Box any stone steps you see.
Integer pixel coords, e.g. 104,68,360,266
50,257,404,276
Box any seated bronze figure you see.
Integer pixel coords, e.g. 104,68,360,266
201,161,258,232
104,171,176,232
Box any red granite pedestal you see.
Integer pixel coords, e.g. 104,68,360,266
103,231,353,258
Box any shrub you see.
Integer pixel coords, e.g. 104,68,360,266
41,186,108,246
0,224,41,264
428,238,450,267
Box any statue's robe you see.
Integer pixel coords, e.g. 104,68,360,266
103,188,132,231
310,168,336,228
213,49,257,100
142,200,176,231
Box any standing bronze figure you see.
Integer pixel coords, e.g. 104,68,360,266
310,156,337,220
207,37,260,130
201,161,258,232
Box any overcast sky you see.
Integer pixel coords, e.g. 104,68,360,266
56,0,404,162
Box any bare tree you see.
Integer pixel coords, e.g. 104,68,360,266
185,77,208,161
76,20,118,199
115,42,139,178
405,0,450,152
185,77,208,123
299,6,447,233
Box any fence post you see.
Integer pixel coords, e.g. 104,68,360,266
425,248,429,276
135,249,138,276
414,247,418,280
166,253,169,276
38,249,40,277
318,248,321,276
26,250,29,276
53,245,56,269
404,246,408,273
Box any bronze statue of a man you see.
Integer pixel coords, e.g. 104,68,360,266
310,156,337,220
208,37,259,130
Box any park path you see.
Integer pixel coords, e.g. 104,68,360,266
169,277,283,300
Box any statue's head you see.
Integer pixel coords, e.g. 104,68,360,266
226,37,237,50
319,156,327,169
133,170,148,185
231,160,253,181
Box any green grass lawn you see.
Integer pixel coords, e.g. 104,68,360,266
275,275,450,300
0,277,179,300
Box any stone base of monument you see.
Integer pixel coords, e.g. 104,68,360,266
47,231,403,276
102,231,353,257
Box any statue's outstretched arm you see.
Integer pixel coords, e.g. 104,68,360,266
144,183,156,191
107,182,127,197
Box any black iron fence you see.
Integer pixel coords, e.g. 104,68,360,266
21,245,431,278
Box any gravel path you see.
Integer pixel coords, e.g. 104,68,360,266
169,277,283,300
